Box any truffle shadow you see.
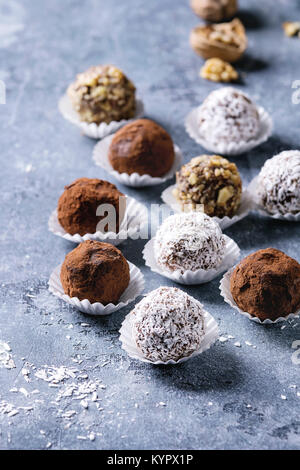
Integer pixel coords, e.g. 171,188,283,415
149,346,244,393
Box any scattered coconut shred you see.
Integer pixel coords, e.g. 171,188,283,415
0,340,16,370
0,344,109,445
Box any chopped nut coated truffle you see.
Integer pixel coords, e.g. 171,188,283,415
174,154,242,218
67,65,136,124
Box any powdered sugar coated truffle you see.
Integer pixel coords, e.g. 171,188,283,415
198,87,260,145
154,212,226,273
257,150,300,215
131,287,206,362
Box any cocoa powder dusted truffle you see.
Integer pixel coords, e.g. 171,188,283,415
174,154,242,217
230,248,300,321
60,240,130,305
57,177,125,236
257,150,300,215
108,119,175,177
198,87,260,146
67,65,136,124
154,212,226,273
131,287,206,362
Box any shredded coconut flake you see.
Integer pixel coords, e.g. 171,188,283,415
0,340,15,369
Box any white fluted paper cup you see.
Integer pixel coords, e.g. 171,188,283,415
185,106,272,156
220,266,300,324
48,195,148,245
58,94,144,139
161,184,252,230
143,234,240,285
92,134,183,188
248,176,300,222
48,262,144,316
119,308,219,365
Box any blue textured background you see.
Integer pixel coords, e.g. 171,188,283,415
0,0,300,450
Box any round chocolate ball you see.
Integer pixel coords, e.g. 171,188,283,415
67,64,136,124
108,119,175,177
155,212,226,273
230,248,300,321
57,177,125,236
60,240,130,305
131,287,206,362
174,154,242,218
257,150,300,215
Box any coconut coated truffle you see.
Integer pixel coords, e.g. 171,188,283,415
257,150,300,215
61,240,130,305
198,87,260,145
57,177,125,236
174,154,242,217
108,119,175,177
155,212,226,273
230,248,300,321
131,287,206,362
67,65,136,124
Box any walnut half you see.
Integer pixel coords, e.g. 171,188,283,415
190,0,238,22
200,57,238,82
190,18,247,63
282,22,300,37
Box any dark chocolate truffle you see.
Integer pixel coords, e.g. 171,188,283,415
57,177,125,236
60,240,130,304
230,248,300,321
108,119,175,177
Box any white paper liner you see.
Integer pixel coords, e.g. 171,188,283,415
161,184,253,230
185,105,273,156
58,94,144,139
92,134,183,188
48,262,145,316
48,195,148,245
220,266,300,324
248,175,300,222
119,307,219,365
143,234,240,285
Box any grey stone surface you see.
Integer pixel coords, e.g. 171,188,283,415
0,0,300,450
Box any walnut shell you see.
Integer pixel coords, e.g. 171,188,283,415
190,0,238,22
190,18,247,63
